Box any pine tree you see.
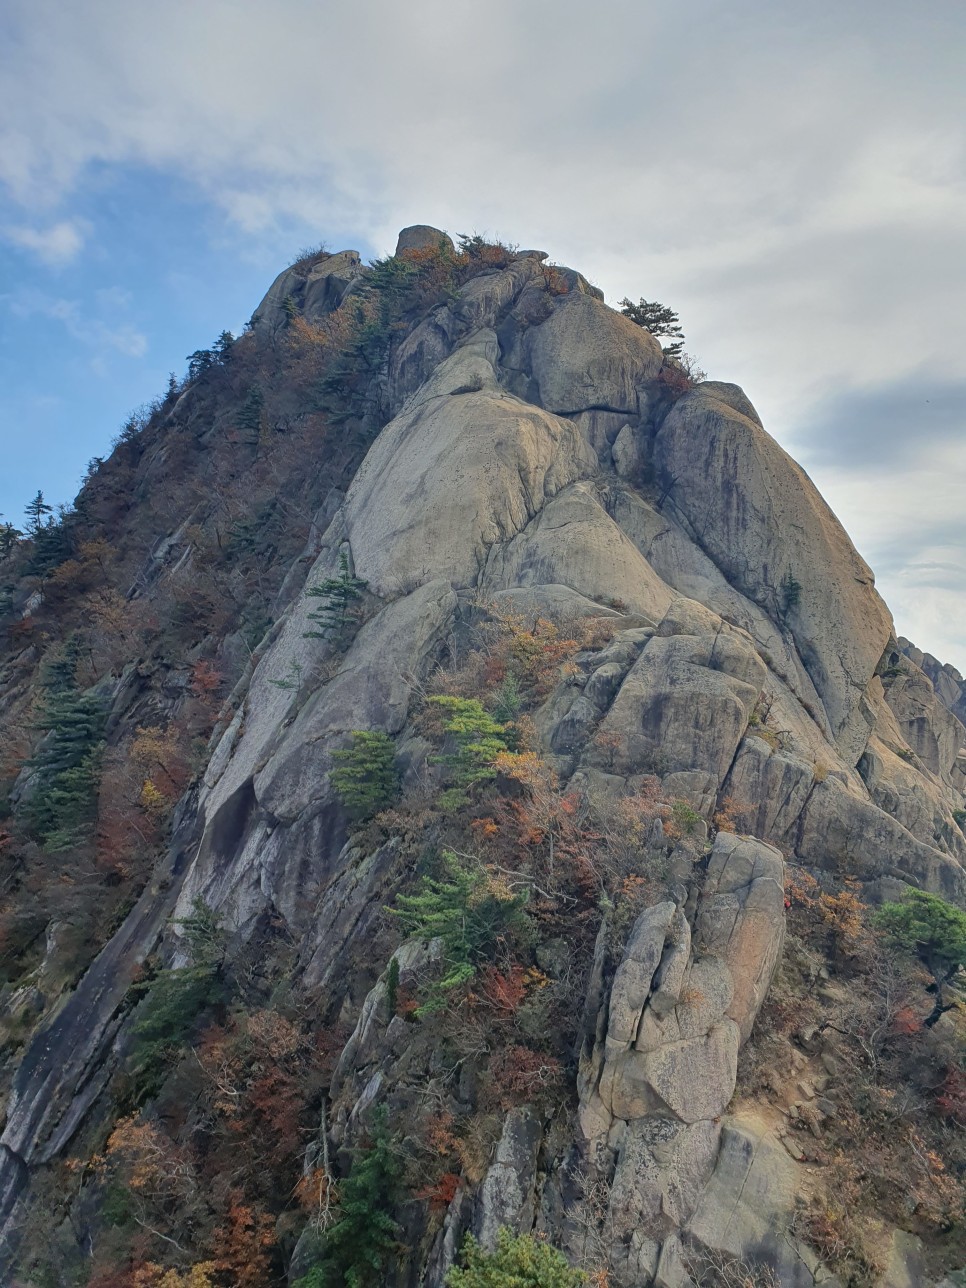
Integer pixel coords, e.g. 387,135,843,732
619,298,685,358
295,1107,403,1288
0,520,22,557
447,1229,586,1287
24,490,53,536
236,385,265,441
780,570,802,621
304,550,367,639
426,695,510,805
27,503,73,576
187,348,215,380
331,731,399,821
128,899,227,1098
390,851,530,1010
23,638,106,849
875,890,966,1027
214,330,235,363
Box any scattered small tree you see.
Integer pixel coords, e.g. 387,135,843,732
619,297,685,357
236,385,265,441
186,349,215,380
874,890,966,1027
390,850,530,1012
0,520,22,557
213,330,235,364
447,1229,586,1287
127,899,227,1098
779,570,802,621
304,550,367,640
295,1107,403,1288
426,695,509,808
24,489,53,536
24,638,106,849
331,730,399,821
457,233,517,270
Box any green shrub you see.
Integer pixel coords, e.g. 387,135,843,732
331,730,399,821
390,851,530,1013
491,675,523,722
875,889,966,1027
427,695,509,807
670,799,701,837
447,1229,586,1286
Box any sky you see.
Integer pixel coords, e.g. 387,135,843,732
1,0,964,669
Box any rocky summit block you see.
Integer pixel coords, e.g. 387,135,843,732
394,223,455,256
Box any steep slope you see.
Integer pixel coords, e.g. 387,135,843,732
0,227,963,1287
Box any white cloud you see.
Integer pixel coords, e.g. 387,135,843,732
0,0,963,663
4,218,88,264
810,440,966,671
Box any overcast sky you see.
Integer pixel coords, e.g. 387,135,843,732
1,0,964,669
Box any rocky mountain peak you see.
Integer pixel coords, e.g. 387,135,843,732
0,226,963,1287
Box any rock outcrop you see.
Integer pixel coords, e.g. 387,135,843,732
0,224,962,1287
900,636,966,728
577,835,786,1284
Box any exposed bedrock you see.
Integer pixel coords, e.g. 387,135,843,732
252,248,364,335
578,834,788,1285
524,290,664,416
586,597,766,814
900,636,966,728
653,384,894,757
1,231,964,1287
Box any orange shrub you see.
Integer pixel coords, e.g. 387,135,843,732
488,1044,563,1107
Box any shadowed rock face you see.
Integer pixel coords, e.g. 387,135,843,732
1,229,963,1286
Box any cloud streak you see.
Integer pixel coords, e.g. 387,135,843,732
0,0,963,665
4,219,88,264
7,290,147,359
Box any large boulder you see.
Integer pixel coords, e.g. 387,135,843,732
526,292,663,415
591,598,766,809
474,1108,542,1251
344,337,597,596
252,249,363,333
480,482,674,623
687,1112,820,1287
697,833,786,1041
608,1117,722,1271
900,636,966,726
395,224,455,256
579,835,787,1284
883,662,966,788
797,774,966,899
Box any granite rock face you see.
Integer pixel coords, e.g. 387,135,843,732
1,228,963,1287
654,384,894,754
578,835,786,1281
